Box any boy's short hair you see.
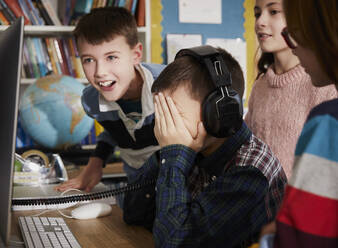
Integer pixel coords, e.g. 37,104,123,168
151,48,244,102
74,7,138,48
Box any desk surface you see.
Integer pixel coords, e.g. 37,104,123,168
11,206,154,248
10,162,155,248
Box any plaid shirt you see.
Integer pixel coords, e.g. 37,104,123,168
133,123,286,248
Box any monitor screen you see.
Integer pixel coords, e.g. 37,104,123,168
0,17,24,245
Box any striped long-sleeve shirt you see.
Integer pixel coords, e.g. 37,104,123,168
273,98,338,248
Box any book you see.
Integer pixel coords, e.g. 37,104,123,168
53,38,68,75
25,0,45,25
60,38,74,76
18,0,37,25
57,0,76,25
32,0,53,25
135,0,145,26
44,37,59,74
22,41,34,78
0,0,17,24
40,0,61,25
39,38,53,74
0,9,9,25
3,0,31,24
70,37,86,78
130,0,138,15
71,0,93,24
50,38,63,74
25,38,41,78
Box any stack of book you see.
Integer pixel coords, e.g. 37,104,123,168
22,37,85,79
0,0,144,27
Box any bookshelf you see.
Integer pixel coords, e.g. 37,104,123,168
0,0,151,85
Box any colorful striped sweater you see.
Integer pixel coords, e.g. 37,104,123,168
269,98,338,247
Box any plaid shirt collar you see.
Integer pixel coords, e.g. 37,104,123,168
188,122,252,198
196,122,252,176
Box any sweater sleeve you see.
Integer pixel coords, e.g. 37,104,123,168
274,105,338,248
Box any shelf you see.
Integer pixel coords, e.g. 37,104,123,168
0,25,147,36
20,77,88,85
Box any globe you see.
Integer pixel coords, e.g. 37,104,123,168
19,75,94,149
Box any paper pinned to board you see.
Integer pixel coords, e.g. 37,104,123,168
179,0,222,24
166,33,202,63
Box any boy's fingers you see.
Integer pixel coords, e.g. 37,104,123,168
154,101,161,131
158,93,174,128
155,95,167,131
196,122,207,141
166,97,185,129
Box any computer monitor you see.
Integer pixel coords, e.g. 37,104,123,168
0,17,24,245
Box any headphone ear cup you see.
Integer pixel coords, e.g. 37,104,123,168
202,91,222,137
202,89,243,137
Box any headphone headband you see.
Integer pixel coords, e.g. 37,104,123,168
175,45,232,88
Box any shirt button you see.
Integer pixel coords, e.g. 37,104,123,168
161,159,166,164
145,193,151,198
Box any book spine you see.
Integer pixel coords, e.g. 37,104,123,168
135,0,145,26
18,0,37,25
39,38,53,74
25,38,41,78
26,0,45,25
44,37,58,74
53,38,67,74
130,0,138,15
0,9,9,25
22,42,34,78
0,0,17,24
3,0,31,24
49,38,62,74
71,37,85,78
40,0,61,25
61,38,75,77
33,0,54,25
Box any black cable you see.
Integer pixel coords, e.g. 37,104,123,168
12,179,156,206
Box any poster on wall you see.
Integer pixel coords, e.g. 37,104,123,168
166,34,202,63
178,0,222,24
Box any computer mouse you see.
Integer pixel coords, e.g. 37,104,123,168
71,202,112,220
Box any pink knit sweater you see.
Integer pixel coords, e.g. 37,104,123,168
245,64,337,178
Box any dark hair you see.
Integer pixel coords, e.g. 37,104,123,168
73,7,138,47
284,0,338,83
151,48,245,102
256,51,274,79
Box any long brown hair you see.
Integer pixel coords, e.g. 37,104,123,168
283,0,338,82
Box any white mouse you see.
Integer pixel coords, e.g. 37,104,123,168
71,202,112,220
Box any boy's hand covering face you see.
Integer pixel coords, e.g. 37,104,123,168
154,93,207,152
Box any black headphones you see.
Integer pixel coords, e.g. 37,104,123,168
175,45,243,137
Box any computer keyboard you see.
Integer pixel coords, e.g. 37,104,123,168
18,216,81,248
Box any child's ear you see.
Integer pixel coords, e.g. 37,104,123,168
132,42,143,64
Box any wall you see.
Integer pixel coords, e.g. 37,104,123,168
150,0,257,104
160,0,245,63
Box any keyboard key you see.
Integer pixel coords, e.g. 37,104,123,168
18,216,81,248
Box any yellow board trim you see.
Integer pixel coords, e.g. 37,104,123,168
150,0,163,64
243,0,257,106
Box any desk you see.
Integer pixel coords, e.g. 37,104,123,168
10,163,155,248
10,206,154,248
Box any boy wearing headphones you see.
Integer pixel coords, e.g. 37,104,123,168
128,46,286,247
